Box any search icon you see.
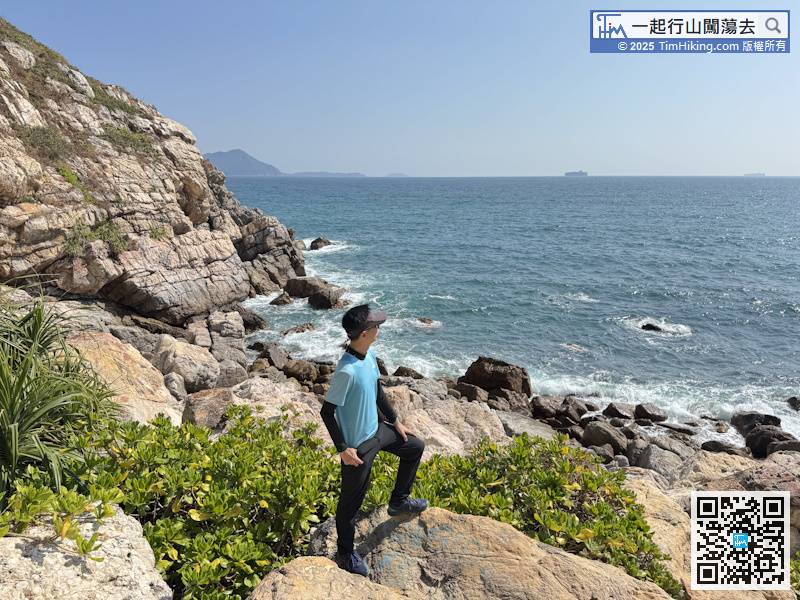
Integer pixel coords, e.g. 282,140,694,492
765,17,781,34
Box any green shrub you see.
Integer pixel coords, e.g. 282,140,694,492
89,80,140,115
66,409,683,599
101,125,157,157
57,166,97,204
65,218,128,257
0,298,115,500
17,126,69,161
149,226,169,241
791,553,799,598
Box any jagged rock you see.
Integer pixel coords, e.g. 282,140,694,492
636,444,683,483
0,506,172,600
650,434,696,460
393,366,424,379
641,322,662,332
458,356,533,397
376,356,388,375
309,236,332,250
183,387,234,429
283,358,319,384
626,437,650,466
788,396,800,411
634,403,668,422
602,402,635,419
745,424,796,458
488,387,530,413
1,40,36,69
579,413,605,428
730,411,781,436
494,410,557,440
258,342,289,370
121,313,188,339
582,420,628,454
307,507,671,599
152,333,220,392
767,439,800,454
230,377,331,445
270,291,292,305
284,276,330,298
699,439,749,457
282,322,314,335
655,421,697,436
186,319,212,347
308,285,345,309
215,358,248,387
249,556,412,600
163,371,187,403
108,324,161,361
66,331,181,424
455,381,489,403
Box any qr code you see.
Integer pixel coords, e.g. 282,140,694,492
691,491,790,590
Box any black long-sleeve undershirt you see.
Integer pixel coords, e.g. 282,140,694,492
319,346,397,452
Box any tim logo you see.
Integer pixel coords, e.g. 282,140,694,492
595,13,628,38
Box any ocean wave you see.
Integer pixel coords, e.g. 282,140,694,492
618,316,693,337
563,292,599,303
428,294,458,301
301,238,359,254
381,316,443,331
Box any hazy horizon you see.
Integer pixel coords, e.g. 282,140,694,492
2,1,797,177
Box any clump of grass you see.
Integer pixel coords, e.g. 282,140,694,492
17,126,69,161
148,226,169,241
65,218,128,257
57,166,96,204
100,124,157,157
89,80,139,115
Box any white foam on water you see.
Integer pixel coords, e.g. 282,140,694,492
428,294,458,301
533,371,800,438
302,239,359,254
563,292,599,303
381,317,443,332
617,316,693,337
559,343,588,353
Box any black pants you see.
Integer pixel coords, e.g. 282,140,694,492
335,421,425,554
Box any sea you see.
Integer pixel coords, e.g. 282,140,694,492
230,176,800,438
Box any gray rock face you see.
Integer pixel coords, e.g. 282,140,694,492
582,420,628,454
306,507,671,600
308,285,345,309
309,236,332,250
602,402,635,419
636,444,683,483
634,402,668,422
284,276,330,298
153,334,220,392
495,410,557,440
0,25,302,322
183,387,235,429
745,424,796,458
0,506,171,600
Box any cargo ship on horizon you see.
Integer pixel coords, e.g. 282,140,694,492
564,170,588,177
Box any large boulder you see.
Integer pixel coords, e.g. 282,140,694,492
249,556,411,600
308,286,345,309
730,411,782,436
183,387,235,429
457,356,533,397
582,420,628,454
284,276,330,298
152,334,220,392
494,410,557,440
307,507,671,599
0,506,172,600
744,424,796,458
66,331,181,424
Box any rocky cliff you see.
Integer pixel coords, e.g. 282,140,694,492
0,18,303,325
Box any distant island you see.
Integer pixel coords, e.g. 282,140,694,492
204,149,365,177
743,172,766,177
564,170,588,177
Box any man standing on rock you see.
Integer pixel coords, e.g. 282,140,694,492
320,304,428,576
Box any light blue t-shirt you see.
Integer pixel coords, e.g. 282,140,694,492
325,347,380,449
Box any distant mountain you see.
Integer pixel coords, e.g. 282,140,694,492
204,150,282,177
290,171,366,178
204,149,366,178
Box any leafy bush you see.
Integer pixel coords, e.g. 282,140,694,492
65,408,682,599
65,217,128,257
17,126,70,161
70,409,339,599
0,297,115,501
101,124,157,157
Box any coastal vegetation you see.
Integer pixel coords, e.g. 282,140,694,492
65,217,128,257
0,297,697,599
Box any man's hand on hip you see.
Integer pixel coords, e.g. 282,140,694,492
339,447,363,467
393,420,412,442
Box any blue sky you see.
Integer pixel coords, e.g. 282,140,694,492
2,1,796,176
